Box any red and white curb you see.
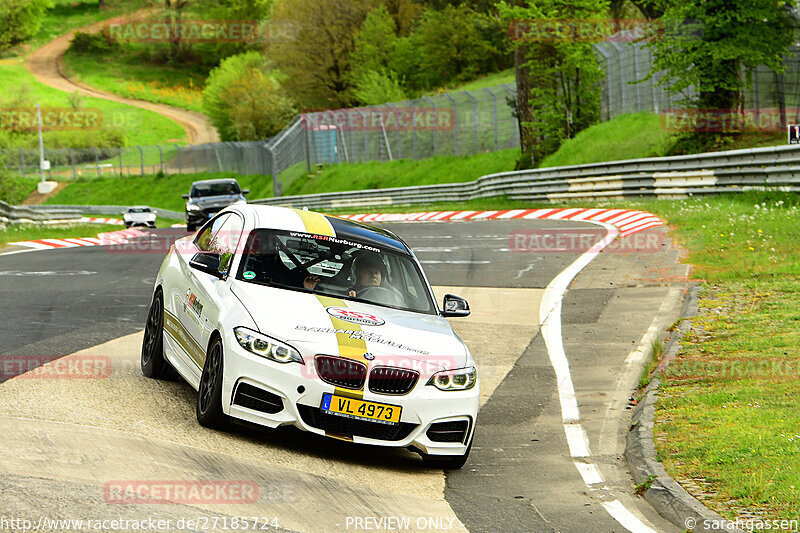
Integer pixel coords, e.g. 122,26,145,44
338,208,663,237
10,228,148,251
80,217,125,225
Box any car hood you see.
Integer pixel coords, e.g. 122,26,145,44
124,212,156,221
188,195,244,209
230,282,468,372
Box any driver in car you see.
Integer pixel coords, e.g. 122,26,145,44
347,254,383,297
301,254,383,293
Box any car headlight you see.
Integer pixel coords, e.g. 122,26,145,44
234,327,303,364
186,204,200,212
427,366,477,391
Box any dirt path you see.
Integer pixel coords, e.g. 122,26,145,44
26,11,219,144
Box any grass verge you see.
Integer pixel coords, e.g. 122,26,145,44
45,172,275,212
0,61,186,147
0,222,124,248
284,149,520,197
63,48,206,112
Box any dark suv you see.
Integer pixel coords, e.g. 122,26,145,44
183,179,249,231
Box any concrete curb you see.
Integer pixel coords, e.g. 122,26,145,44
625,285,745,532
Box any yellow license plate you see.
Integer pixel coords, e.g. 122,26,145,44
321,393,401,425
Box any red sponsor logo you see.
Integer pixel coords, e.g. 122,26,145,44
0,108,103,131
509,228,663,253
660,108,790,132
105,20,259,44
508,18,659,43
304,107,455,132
1,355,111,379
104,480,259,505
326,307,385,326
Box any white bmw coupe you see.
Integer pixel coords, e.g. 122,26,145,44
141,204,478,468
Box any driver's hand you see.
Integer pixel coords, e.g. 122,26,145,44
348,289,356,297
304,275,320,290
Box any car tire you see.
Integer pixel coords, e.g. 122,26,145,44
420,438,472,470
141,290,170,379
196,336,228,429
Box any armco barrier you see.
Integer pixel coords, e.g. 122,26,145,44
24,204,185,220
0,200,82,225
250,144,800,210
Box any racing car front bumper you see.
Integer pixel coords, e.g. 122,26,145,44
221,333,479,456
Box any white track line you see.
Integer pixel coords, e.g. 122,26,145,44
539,219,657,533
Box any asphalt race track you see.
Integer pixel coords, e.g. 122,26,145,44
0,218,690,532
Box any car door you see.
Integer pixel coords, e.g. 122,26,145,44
173,213,230,373
182,212,245,371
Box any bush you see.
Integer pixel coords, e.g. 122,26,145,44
352,69,406,105
203,52,296,141
0,0,52,51
69,31,118,55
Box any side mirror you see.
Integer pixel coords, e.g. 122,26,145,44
242,189,250,195
189,253,224,279
441,294,470,318
182,194,189,200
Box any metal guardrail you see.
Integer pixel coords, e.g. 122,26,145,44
24,205,185,220
251,144,800,210
0,200,82,225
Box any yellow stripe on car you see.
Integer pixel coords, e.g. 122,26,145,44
291,208,335,237
315,295,368,401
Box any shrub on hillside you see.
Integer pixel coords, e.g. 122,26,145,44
69,31,118,54
203,52,296,141
0,172,36,205
0,0,53,51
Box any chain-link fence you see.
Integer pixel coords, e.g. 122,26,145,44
0,83,521,196
594,40,800,125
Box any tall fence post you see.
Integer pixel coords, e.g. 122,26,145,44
265,143,279,197
422,96,437,156
118,147,123,175
157,145,164,174
444,93,458,155
19,148,25,177
93,147,101,177
409,102,418,160
385,103,402,160
463,90,479,152
483,88,499,151
176,145,182,174
68,148,76,179
303,115,312,173
137,145,144,176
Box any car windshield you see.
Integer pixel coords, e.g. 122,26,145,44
128,207,151,213
190,182,240,198
236,229,436,315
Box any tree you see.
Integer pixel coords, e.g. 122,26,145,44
222,69,296,140
645,0,795,139
203,51,295,141
267,0,379,109
500,0,608,165
392,5,509,92
0,0,53,51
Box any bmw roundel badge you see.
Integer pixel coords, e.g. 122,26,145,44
363,352,375,361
